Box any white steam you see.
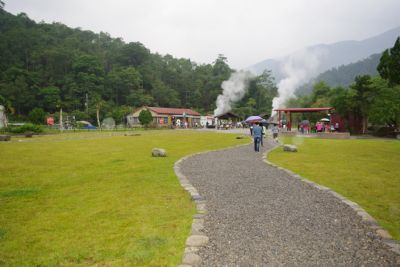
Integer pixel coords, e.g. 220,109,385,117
214,71,253,116
271,48,325,115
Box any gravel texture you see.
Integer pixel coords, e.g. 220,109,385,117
180,140,400,266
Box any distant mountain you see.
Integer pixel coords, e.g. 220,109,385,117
247,26,400,82
295,53,381,96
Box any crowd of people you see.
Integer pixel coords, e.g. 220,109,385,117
250,122,279,152
249,119,339,152
298,121,340,134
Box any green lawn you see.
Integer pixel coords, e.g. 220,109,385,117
0,130,249,266
268,137,400,240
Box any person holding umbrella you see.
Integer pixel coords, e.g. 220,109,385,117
252,122,262,152
245,116,262,137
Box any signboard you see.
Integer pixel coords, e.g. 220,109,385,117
47,116,55,126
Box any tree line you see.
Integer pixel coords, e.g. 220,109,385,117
0,8,277,125
286,37,400,134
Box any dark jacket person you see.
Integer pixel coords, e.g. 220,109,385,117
252,122,262,152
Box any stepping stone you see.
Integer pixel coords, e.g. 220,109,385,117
186,235,209,247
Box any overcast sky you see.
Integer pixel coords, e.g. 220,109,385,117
5,0,400,69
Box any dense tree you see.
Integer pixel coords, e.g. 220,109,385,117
0,9,276,124
138,109,152,127
329,86,351,117
151,79,181,107
378,37,400,86
105,66,142,105
107,105,131,125
28,107,46,124
348,75,377,134
38,86,61,112
310,81,331,107
368,78,400,130
117,42,150,67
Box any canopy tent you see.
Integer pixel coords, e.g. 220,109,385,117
77,120,92,125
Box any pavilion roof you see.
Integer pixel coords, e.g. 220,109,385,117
147,107,200,116
274,107,334,113
215,112,239,119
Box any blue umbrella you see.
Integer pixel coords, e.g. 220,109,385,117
245,115,262,122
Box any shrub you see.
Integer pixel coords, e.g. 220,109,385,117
138,109,153,128
372,126,397,138
28,108,46,124
9,123,43,134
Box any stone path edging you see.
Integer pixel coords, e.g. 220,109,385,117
174,142,251,267
263,145,400,256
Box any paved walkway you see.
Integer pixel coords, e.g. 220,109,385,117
180,140,399,266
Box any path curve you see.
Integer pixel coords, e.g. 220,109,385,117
179,140,400,266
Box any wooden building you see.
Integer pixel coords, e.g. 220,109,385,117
127,106,201,128
215,112,240,129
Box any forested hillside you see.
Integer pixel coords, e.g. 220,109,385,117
0,8,277,122
296,53,381,96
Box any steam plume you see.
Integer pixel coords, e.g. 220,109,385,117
214,71,253,116
271,48,325,115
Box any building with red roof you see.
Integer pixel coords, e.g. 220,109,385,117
127,106,201,128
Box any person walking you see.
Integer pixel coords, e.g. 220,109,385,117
261,123,267,147
272,124,279,142
252,122,262,152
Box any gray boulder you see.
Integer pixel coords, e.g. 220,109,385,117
24,131,34,138
0,135,11,141
152,148,167,157
283,144,298,152
124,133,141,136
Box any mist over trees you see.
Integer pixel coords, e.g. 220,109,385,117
286,37,400,133
0,9,277,123
296,54,381,96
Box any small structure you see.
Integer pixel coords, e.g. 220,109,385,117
215,112,240,129
127,106,201,128
0,105,8,129
200,114,215,128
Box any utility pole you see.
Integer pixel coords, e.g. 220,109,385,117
85,93,89,114
59,108,64,132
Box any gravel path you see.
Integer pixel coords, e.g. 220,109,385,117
180,140,399,266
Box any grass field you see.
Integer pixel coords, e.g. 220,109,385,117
268,137,400,240
0,130,249,266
